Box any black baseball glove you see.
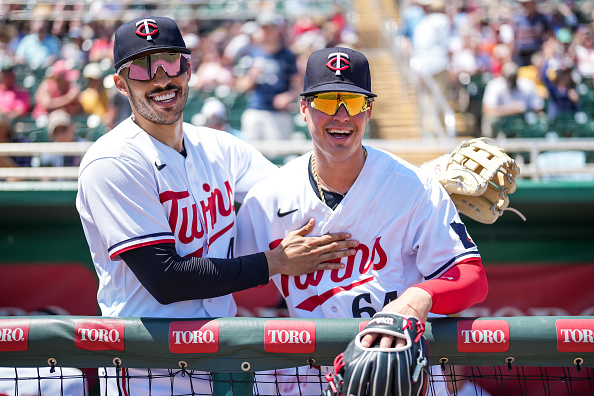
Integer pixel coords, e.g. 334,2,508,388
324,313,430,396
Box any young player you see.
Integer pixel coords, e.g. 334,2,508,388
236,47,489,395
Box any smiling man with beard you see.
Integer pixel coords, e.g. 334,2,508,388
76,17,358,396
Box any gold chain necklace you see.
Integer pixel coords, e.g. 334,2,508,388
311,147,367,206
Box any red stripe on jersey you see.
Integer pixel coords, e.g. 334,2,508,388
295,276,374,312
208,221,234,247
412,257,487,315
184,221,235,258
110,239,176,260
121,367,129,396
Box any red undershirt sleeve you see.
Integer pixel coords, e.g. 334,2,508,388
411,257,488,315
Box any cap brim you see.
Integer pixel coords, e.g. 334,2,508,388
114,46,191,70
300,82,376,97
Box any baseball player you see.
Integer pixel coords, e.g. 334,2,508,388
236,47,489,395
76,17,357,395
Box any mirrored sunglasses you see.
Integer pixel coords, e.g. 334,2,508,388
117,52,191,81
308,92,373,116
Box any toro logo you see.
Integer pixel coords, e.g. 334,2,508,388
0,318,29,352
169,320,219,354
265,320,315,354
458,320,510,353
556,319,594,352
75,319,125,351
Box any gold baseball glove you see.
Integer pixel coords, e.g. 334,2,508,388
422,138,526,224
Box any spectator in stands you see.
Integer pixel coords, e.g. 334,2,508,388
398,0,426,43
39,110,84,167
410,0,451,91
0,61,30,120
236,12,301,141
449,26,482,111
80,62,108,121
481,61,545,137
88,21,116,64
32,59,82,119
14,19,61,70
573,25,594,80
551,2,579,34
512,0,553,67
518,51,549,100
223,21,258,65
540,38,580,122
198,97,242,138
192,33,235,92
60,26,89,69
410,0,451,134
0,113,31,169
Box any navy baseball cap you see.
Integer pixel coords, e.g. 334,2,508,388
301,47,376,97
113,16,191,71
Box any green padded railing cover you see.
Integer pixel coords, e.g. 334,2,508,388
0,316,592,372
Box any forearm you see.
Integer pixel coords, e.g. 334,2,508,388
381,287,433,322
120,243,269,304
411,257,488,315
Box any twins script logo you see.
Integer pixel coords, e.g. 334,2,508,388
556,319,594,352
0,318,29,352
326,53,350,76
272,237,387,312
75,319,125,351
135,19,158,41
169,320,220,354
457,320,510,353
160,181,235,257
265,320,316,353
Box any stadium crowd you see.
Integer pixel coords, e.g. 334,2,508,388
0,1,356,168
2,0,594,169
396,0,594,138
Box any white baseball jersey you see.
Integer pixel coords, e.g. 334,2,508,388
236,146,481,320
76,117,277,319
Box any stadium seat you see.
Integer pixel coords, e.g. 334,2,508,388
12,116,49,142
495,113,547,138
549,112,594,138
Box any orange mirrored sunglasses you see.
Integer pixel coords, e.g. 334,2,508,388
307,92,373,116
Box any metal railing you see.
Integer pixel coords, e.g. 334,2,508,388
2,138,594,181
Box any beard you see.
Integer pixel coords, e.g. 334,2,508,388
126,81,189,126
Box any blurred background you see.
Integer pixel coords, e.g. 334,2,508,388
0,0,593,337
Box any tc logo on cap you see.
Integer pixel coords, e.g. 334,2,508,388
135,19,158,41
327,53,350,76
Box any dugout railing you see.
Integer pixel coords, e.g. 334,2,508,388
3,137,594,181
1,316,593,395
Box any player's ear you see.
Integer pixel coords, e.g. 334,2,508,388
300,98,308,121
366,101,373,118
114,73,129,96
